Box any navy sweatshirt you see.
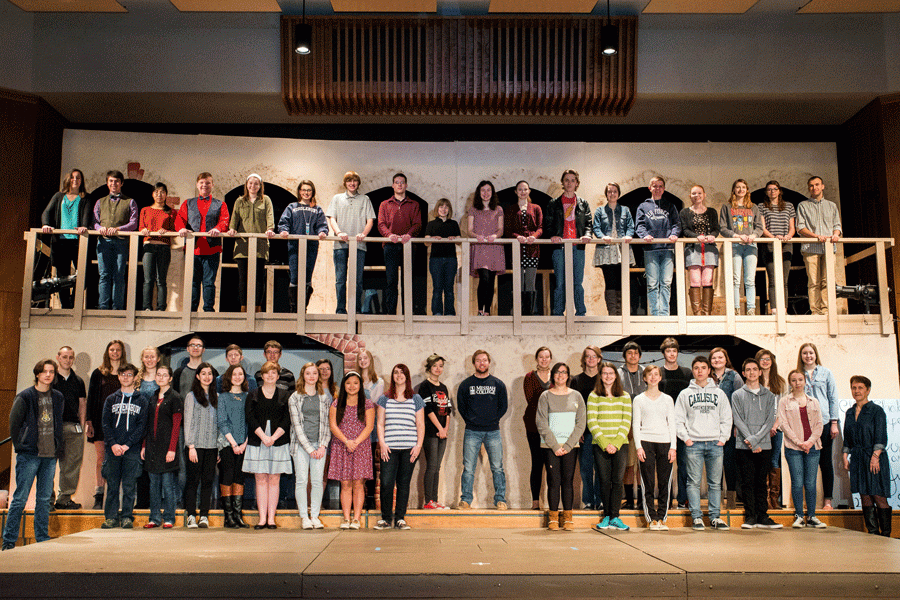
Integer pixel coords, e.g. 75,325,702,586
456,374,508,431
102,389,150,454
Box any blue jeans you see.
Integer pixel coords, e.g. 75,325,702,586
732,243,758,311
429,256,457,315
191,254,220,312
3,453,56,545
771,430,783,468
383,243,403,315
785,447,820,518
334,248,366,314
97,236,128,309
461,429,506,505
294,451,326,519
102,450,143,521
142,244,170,311
551,246,586,316
644,249,674,316
580,429,601,507
685,441,723,520
287,240,319,288
148,471,177,525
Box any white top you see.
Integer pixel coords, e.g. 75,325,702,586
632,391,676,448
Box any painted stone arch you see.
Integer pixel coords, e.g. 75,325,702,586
304,333,367,373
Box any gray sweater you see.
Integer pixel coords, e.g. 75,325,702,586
730,384,777,451
184,391,218,449
535,389,587,453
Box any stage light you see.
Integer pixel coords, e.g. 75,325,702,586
295,23,312,55
601,0,617,56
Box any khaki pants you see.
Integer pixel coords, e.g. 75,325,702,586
802,253,828,315
57,422,85,503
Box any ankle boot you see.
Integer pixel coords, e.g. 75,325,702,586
93,492,103,511
548,510,559,530
305,285,314,308
605,289,622,316
878,507,893,537
521,292,532,316
232,495,250,528
726,490,737,510
289,285,298,313
689,287,701,315
769,468,782,510
701,286,714,315
862,505,879,534
562,510,574,531
221,496,236,528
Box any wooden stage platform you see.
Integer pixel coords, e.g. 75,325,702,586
1,511,899,599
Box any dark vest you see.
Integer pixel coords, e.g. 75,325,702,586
186,197,224,248
98,195,132,228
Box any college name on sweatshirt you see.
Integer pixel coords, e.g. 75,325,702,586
685,390,722,411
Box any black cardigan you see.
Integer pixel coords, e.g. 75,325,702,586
245,386,291,447
41,192,93,230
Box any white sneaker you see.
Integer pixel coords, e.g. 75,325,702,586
374,519,391,530
198,516,209,528
746,308,756,316
807,517,827,529
648,520,659,530
657,520,669,531
710,517,730,530
349,519,361,530
311,517,324,529
186,515,198,529
792,516,805,528
302,517,314,530
339,518,350,530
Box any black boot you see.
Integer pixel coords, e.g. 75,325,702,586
232,496,249,528
305,285,314,309
93,492,103,511
863,505,879,534
521,292,532,316
878,507,892,537
622,485,635,510
289,285,298,313
222,496,236,528
605,289,621,316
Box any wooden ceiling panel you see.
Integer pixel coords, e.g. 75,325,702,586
643,0,758,13
7,0,126,12
169,0,281,11
797,0,900,13
331,0,437,11
489,0,599,13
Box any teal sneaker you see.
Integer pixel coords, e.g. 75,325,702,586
593,516,610,531
608,517,630,531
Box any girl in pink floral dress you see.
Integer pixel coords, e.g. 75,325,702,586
329,372,375,529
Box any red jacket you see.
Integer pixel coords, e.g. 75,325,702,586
377,197,422,241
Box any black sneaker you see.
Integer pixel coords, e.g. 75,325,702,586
756,516,783,529
741,517,757,529
55,500,82,510
1,542,15,551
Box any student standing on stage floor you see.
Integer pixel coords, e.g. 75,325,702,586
93,170,138,310
227,173,275,313
679,184,719,316
797,176,841,316
797,342,838,511
279,180,328,312
327,171,375,315
676,356,731,531
658,338,691,509
756,348,786,510
378,173,423,316
176,172,229,312
41,168,91,309
138,183,175,311
255,341,296,392
216,344,257,393
633,365,676,530
731,358,781,529
523,347,553,510
593,182,635,317
468,180,506,316
142,365,182,529
506,181,543,316
2,360,64,551
535,362,586,531
636,176,680,316
709,347,743,510
217,364,250,529
416,354,454,510
358,349,383,509
619,342,647,511
329,372,375,529
289,362,332,530
101,363,149,530
52,346,86,510
87,340,126,510
544,169,592,317
571,346,602,510
759,180,795,315
719,178,763,316
182,363,218,529
588,363,632,532
456,350,509,510
425,198,461,316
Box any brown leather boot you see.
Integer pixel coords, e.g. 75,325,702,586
689,287,701,315
701,286,714,315
548,510,559,530
562,510,574,531
725,490,737,510
769,468,782,510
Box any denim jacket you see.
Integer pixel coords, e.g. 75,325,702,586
592,204,635,239
804,366,837,423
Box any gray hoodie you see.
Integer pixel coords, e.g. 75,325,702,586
675,379,732,443
730,384,776,451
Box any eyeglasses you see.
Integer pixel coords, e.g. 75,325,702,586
188,343,204,348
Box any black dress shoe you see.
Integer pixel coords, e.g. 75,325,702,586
55,500,82,510
254,523,266,530
266,523,277,529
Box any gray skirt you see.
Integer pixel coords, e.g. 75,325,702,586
243,421,293,475
685,243,719,268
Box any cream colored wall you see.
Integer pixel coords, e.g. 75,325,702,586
14,328,896,510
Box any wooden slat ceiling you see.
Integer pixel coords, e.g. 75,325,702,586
797,0,900,12
331,0,437,11
489,0,599,12
7,0,126,11
170,0,281,11
642,0,758,13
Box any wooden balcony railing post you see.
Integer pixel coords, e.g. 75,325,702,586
512,238,522,334
181,236,196,332
347,238,358,334
620,241,630,336
722,239,736,334
72,234,89,330
403,242,413,335
296,238,307,335
20,231,37,329
125,234,140,330
564,241,575,333
460,240,471,334
247,236,258,330
825,241,838,336
876,241,891,336
675,240,687,333
772,239,787,334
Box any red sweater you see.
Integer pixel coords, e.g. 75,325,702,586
377,197,422,240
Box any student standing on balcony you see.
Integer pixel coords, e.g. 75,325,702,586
228,174,275,313
505,181,543,316
468,180,505,316
279,180,328,312
41,168,91,309
93,170,138,310
377,173,422,316
719,179,764,316
326,171,375,315
635,176,680,317
544,170,591,316
425,198,461,316
797,176,842,316
679,185,719,316
592,182,635,317
139,183,175,311
759,180,795,315
175,173,229,313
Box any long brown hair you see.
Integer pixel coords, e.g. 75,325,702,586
593,362,624,398
796,342,821,371
763,180,786,211
62,169,87,195
358,350,379,386
755,349,785,396
295,362,324,395
100,340,126,376
316,358,337,397
729,178,752,209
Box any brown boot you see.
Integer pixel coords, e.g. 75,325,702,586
562,510,574,531
701,286,714,315
769,468,782,510
689,287,701,315
725,491,737,510
548,511,559,530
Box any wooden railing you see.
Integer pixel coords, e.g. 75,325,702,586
21,230,895,338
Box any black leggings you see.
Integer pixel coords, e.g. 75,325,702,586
184,447,217,517
476,269,496,313
594,443,628,519
819,425,834,499
545,448,578,511
527,431,546,502
638,441,672,522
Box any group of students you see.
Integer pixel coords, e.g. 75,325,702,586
40,168,842,318
522,340,891,534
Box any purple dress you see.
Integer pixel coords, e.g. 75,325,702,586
469,206,505,276
328,398,374,481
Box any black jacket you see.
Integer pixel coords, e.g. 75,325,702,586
543,195,592,249
41,192,93,230
10,387,65,458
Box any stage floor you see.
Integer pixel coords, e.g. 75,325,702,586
1,524,899,599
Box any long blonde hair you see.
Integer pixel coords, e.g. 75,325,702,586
295,362,324,395
729,178,752,209
358,349,379,385
136,346,161,382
